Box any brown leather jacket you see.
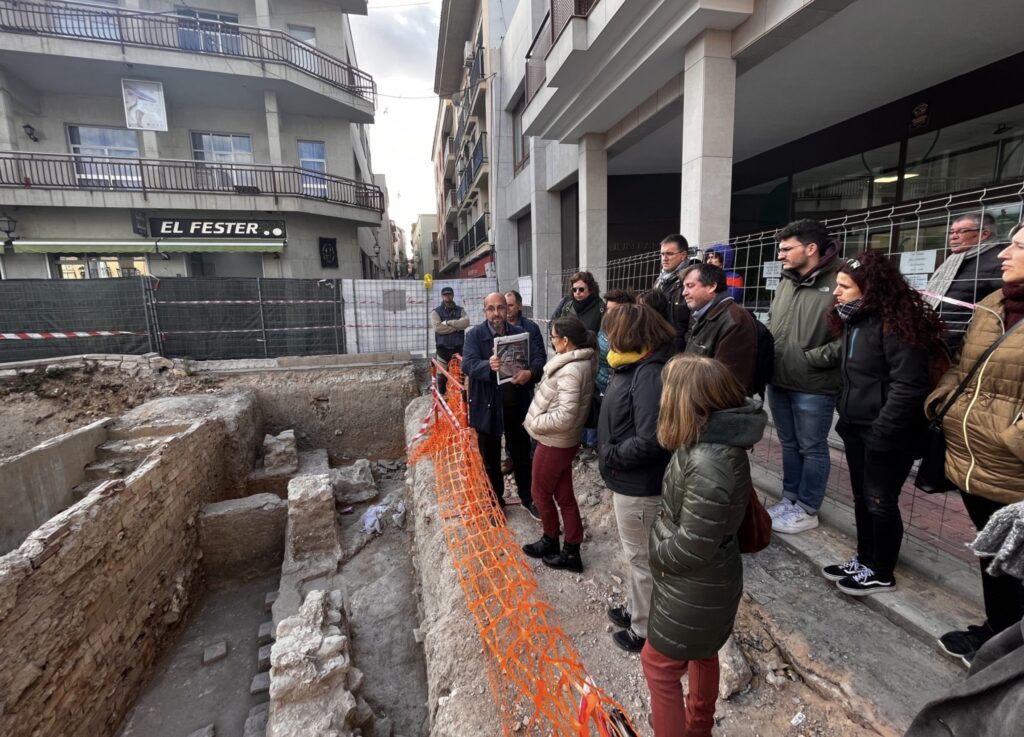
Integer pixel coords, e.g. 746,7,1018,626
683,294,758,393
926,290,1024,504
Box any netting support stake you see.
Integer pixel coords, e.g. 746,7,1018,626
256,277,269,358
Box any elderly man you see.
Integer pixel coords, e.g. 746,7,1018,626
462,293,544,518
926,212,1003,354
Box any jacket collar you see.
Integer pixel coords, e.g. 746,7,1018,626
695,293,734,323
544,347,595,376
698,398,768,448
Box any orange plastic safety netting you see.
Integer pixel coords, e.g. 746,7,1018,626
408,357,638,737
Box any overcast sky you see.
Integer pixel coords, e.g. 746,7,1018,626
351,1,443,248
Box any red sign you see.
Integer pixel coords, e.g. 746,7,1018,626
460,254,493,279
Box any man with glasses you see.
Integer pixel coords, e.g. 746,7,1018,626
925,212,1003,354
653,234,692,352
766,219,842,535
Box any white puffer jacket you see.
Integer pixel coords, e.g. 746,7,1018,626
524,348,596,448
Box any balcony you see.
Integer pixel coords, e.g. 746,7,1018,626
525,12,553,105
551,0,601,39
0,151,385,223
0,0,376,115
454,134,488,209
456,212,490,261
443,136,456,177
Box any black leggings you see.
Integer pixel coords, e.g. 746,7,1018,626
960,491,1024,634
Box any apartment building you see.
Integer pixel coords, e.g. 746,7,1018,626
410,212,437,277
485,0,1024,313
430,0,508,280
0,0,388,280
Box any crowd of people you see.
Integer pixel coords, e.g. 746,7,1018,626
430,215,1024,736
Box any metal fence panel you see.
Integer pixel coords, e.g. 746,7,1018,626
0,278,150,362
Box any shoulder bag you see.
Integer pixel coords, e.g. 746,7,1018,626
915,320,1024,493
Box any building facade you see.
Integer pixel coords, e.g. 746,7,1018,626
0,0,387,280
482,0,1024,312
410,212,438,277
430,0,507,280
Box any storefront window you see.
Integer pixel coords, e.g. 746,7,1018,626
731,177,790,235
56,256,149,279
904,103,1024,200
792,143,901,221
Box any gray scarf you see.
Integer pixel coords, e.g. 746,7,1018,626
971,501,1024,580
924,239,1000,309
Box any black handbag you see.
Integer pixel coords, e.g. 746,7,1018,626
914,320,1024,494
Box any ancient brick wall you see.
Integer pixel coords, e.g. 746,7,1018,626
0,419,226,737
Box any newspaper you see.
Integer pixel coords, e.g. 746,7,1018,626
493,332,530,385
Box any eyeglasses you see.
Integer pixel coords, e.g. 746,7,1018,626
949,228,980,236
778,244,804,255
572,287,587,293
660,251,682,258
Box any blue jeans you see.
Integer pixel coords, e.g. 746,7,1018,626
582,427,598,448
767,386,836,514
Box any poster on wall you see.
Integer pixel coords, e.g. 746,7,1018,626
518,275,533,307
122,79,168,131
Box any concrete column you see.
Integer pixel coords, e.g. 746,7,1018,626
680,29,736,247
264,91,283,165
254,0,272,28
0,84,19,151
139,131,159,158
531,139,563,318
577,133,607,272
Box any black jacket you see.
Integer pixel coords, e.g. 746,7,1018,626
836,312,931,451
461,321,544,437
597,346,672,496
937,246,1003,355
654,270,690,353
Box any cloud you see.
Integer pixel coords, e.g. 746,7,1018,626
351,2,442,242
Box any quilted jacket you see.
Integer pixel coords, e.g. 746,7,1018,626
524,348,596,448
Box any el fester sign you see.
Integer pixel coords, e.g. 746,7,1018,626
150,218,286,239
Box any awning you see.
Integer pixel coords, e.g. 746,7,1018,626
11,240,286,254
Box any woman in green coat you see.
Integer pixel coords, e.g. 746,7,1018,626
642,354,767,737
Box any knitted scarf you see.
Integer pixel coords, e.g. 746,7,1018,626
924,239,1001,309
834,299,864,323
607,348,647,368
1003,282,1024,329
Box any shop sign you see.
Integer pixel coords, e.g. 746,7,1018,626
762,261,783,279
910,102,930,131
130,210,148,237
150,218,286,238
319,237,338,268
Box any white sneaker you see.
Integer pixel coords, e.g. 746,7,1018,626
766,498,794,520
772,506,819,534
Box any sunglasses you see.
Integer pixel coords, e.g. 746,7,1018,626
572,287,587,293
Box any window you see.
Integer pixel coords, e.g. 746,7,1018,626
177,8,241,55
55,256,149,280
68,125,141,189
58,0,120,41
287,25,320,75
191,131,254,189
299,140,327,197
792,143,901,221
512,96,528,169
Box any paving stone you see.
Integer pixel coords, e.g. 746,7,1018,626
264,590,278,612
186,726,215,737
249,671,270,695
258,620,274,645
242,703,269,737
258,644,272,672
202,641,227,665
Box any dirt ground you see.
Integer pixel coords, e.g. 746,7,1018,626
501,460,877,737
0,365,222,459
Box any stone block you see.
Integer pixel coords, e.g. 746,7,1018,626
250,671,271,695
264,590,279,611
263,430,299,476
331,459,377,504
258,644,272,672
258,620,275,645
202,641,228,665
718,635,752,699
346,666,364,695
186,726,215,737
199,494,287,581
286,475,339,560
243,703,269,737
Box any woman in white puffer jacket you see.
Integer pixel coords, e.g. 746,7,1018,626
522,316,597,572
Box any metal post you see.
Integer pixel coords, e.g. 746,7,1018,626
139,274,154,354
351,280,361,353
256,277,269,358
331,279,341,355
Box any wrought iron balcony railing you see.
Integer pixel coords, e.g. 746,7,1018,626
456,212,490,259
0,0,377,106
0,151,385,212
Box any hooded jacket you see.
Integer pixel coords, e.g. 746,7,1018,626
926,290,1024,504
836,311,931,452
647,399,767,661
524,348,597,448
767,245,842,395
597,346,672,496
705,243,744,303
683,293,758,394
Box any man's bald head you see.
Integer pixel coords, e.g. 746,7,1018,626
483,292,508,331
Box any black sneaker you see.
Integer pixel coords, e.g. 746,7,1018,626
607,606,631,629
822,556,865,582
522,535,559,559
525,502,542,522
938,624,993,660
612,628,645,653
836,567,895,596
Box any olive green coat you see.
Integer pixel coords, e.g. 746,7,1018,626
647,399,768,661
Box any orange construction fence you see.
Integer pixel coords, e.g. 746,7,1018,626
408,357,638,737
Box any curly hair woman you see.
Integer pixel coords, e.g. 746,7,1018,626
822,249,946,595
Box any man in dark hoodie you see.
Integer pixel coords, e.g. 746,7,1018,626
766,219,842,535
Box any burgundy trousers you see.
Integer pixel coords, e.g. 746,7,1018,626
641,641,720,737
530,442,583,544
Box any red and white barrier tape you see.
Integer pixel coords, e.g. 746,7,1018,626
0,330,143,340
158,299,337,306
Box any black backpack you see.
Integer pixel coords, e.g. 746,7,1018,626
749,311,774,399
